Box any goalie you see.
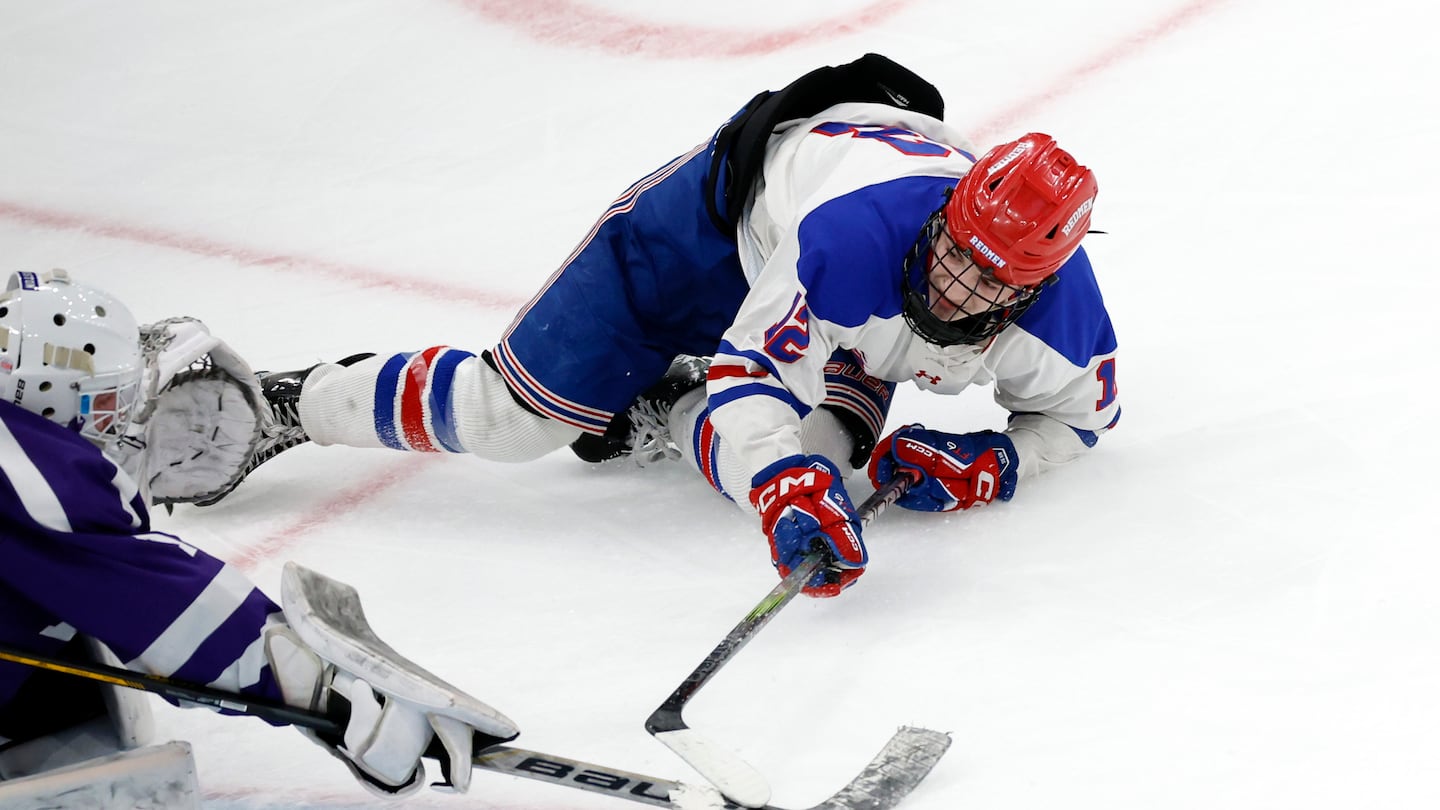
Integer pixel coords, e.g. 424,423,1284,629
0,270,516,798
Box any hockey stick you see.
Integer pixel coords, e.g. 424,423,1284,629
0,641,947,809
472,726,949,809
0,641,336,731
645,470,925,808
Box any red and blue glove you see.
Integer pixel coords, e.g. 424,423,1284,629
748,454,866,598
868,425,1018,512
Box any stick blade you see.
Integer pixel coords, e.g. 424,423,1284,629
652,728,772,808
809,726,951,810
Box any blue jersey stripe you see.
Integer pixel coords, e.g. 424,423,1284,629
1014,247,1117,367
373,353,413,450
426,349,474,453
708,382,810,420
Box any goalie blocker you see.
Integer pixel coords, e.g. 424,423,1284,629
274,562,520,795
0,564,519,801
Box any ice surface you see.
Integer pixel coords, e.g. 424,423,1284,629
2,1,1437,807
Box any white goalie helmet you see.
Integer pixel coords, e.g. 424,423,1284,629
0,269,143,453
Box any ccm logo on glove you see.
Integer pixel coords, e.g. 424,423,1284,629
749,455,866,597
893,436,1001,500
868,425,1019,512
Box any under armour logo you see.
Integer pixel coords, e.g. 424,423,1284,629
916,370,942,385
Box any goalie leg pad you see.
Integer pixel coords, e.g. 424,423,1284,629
0,742,200,809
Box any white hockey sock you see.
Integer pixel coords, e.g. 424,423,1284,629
299,353,579,461
669,389,856,509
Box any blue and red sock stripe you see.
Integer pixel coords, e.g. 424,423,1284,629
373,348,474,452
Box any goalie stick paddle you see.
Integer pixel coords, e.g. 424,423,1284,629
644,470,926,809
0,641,948,810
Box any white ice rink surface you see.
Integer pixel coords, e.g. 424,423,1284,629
3,1,1438,808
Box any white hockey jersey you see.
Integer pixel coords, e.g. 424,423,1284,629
707,102,1120,484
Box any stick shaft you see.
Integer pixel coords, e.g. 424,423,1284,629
0,641,341,734
646,470,917,732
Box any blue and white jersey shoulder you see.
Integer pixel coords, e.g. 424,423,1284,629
0,401,285,712
986,247,1120,434
710,103,978,474
711,102,1118,477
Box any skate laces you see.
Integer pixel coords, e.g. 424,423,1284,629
624,354,710,467
245,373,309,474
627,396,680,467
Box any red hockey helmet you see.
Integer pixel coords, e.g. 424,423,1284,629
945,133,1097,286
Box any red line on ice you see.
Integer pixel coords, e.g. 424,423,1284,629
454,0,917,58
0,0,1232,567
230,455,435,572
0,200,525,312
972,0,1230,143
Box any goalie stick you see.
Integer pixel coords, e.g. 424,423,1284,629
645,470,927,808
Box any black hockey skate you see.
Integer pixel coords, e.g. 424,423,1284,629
570,354,710,465
194,352,375,506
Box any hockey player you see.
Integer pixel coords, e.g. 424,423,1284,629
0,270,516,797
235,54,1119,598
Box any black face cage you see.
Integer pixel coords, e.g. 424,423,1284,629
900,204,1050,348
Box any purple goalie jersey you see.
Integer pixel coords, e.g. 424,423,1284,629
0,400,285,726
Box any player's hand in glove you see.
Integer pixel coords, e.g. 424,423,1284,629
749,454,866,598
868,424,1018,512
265,623,517,797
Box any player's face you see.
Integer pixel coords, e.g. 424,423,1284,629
86,390,119,434
925,229,1030,322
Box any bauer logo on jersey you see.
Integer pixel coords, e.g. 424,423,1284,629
763,293,810,364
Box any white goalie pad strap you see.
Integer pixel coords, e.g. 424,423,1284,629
144,370,262,504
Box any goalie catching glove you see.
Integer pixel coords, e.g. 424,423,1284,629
868,425,1018,512
118,317,269,505
749,454,867,598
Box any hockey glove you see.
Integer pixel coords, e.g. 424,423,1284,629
749,454,867,598
265,624,517,797
868,424,1018,512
